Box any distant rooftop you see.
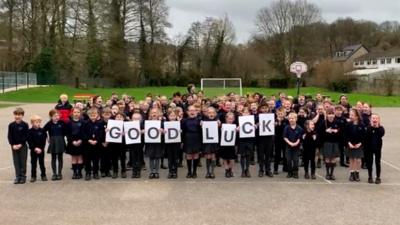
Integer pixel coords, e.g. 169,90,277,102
354,49,400,61
334,44,365,62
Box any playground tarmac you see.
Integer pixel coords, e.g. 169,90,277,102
0,104,399,225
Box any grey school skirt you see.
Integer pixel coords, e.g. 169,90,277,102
47,136,66,154
345,146,364,159
322,142,340,158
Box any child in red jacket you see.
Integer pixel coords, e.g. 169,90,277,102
55,94,73,123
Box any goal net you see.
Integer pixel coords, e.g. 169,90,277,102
200,78,242,97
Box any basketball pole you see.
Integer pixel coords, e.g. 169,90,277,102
296,76,301,97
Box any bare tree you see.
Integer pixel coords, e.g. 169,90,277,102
255,0,321,77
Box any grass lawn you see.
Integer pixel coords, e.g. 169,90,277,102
0,85,398,107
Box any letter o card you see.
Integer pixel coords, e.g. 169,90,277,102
106,120,124,143
202,121,219,143
124,121,141,144
145,120,161,143
239,115,255,138
259,113,275,136
164,121,181,143
220,124,236,146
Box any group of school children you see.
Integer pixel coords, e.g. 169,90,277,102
7,86,385,185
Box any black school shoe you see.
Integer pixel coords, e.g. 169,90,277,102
41,176,48,181
210,173,215,179
186,173,192,178
311,174,316,179
14,177,20,184
258,171,264,177
354,172,360,182
304,173,310,179
149,173,155,179
229,169,234,177
85,174,91,181
51,174,57,181
266,171,273,177
154,173,159,179
19,177,26,184
225,170,230,178
121,172,127,178
368,177,374,184
30,177,37,183
349,172,355,182
375,177,381,184
93,173,100,180
286,172,293,178
292,172,299,179
191,173,197,179
57,174,62,180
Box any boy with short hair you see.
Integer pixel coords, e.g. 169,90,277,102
283,112,304,179
83,108,104,180
8,107,29,184
27,115,48,182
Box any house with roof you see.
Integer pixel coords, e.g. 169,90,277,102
347,49,400,95
350,49,400,76
333,44,369,72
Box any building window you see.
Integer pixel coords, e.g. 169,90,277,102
355,62,359,66
386,58,392,64
397,58,400,63
360,61,364,65
367,61,371,65
372,60,377,65
380,59,385,64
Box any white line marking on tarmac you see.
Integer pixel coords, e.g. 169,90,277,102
382,160,400,172
316,173,332,184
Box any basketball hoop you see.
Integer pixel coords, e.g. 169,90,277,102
290,62,308,78
290,61,308,96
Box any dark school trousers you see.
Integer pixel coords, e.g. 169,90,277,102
365,149,382,178
303,148,316,174
12,144,28,178
111,144,126,173
31,150,46,177
285,147,299,173
84,144,101,175
257,136,274,172
130,144,144,172
100,145,112,174
274,137,286,171
166,143,180,173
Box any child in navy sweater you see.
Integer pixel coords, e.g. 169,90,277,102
302,120,318,179
283,112,304,179
27,115,48,182
8,107,29,184
83,108,104,180
365,114,385,184
44,109,67,181
66,107,85,179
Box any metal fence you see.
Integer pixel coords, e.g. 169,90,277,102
0,71,37,93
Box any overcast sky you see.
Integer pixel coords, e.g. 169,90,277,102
165,0,400,43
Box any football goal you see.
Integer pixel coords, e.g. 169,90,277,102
200,78,242,97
